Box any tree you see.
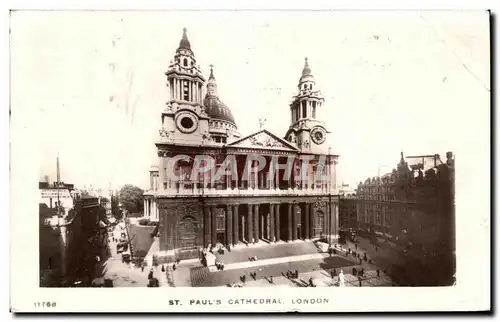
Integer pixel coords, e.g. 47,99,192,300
119,184,144,215
111,193,122,220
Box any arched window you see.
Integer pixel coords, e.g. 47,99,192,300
183,58,188,67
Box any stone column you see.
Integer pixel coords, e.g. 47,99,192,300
144,199,147,218
309,203,314,238
211,206,217,246
260,214,264,239
247,205,253,243
287,203,293,241
335,202,340,238
179,79,182,100
254,204,260,242
204,205,211,247
269,204,275,241
233,205,239,245
326,201,330,243
275,162,280,190
226,205,233,246
292,204,298,240
275,203,281,241
305,203,310,239
254,161,258,190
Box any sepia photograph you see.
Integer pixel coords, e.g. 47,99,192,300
9,8,490,312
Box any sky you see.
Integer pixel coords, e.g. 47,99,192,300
10,10,490,191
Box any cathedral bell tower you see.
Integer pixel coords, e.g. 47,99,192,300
285,58,330,154
159,28,210,145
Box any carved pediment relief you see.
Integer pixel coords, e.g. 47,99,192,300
227,129,298,151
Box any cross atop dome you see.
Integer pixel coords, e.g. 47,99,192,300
302,57,311,76
209,64,215,80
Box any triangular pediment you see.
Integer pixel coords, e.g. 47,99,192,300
227,129,298,151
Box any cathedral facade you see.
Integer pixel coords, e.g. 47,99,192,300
144,29,340,261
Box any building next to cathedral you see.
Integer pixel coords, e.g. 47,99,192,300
143,29,340,262
356,152,455,285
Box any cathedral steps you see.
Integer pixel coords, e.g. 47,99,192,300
190,266,210,287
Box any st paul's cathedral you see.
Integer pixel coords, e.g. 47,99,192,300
143,29,340,261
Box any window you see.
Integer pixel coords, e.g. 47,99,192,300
183,81,189,101
302,101,307,118
183,58,188,67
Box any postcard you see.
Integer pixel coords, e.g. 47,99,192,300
9,9,491,312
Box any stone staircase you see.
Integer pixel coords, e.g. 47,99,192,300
190,266,210,287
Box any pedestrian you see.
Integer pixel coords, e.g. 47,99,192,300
242,275,246,283
148,269,153,280
376,269,380,277
141,265,145,272
161,265,165,272
295,270,299,279
221,263,225,271
309,277,314,287
333,268,337,277
358,276,362,287
173,263,176,271
352,267,357,276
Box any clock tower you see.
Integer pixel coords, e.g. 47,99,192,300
159,28,210,146
285,58,330,154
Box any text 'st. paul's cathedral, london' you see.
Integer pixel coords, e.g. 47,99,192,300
144,29,340,261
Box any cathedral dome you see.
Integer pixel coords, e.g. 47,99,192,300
203,66,236,126
203,95,236,125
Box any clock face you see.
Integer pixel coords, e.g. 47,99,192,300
176,111,198,134
311,127,326,145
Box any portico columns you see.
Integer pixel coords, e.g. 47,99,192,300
292,204,298,240
270,204,275,241
287,203,293,241
247,206,254,243
253,204,259,242
204,205,211,247
275,203,281,241
233,205,239,245
211,206,217,246
226,205,233,246
309,203,314,239
305,203,310,239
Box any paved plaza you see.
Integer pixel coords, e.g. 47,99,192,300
101,225,395,288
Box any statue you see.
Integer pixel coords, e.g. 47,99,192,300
289,133,296,143
338,269,345,287
258,117,267,129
